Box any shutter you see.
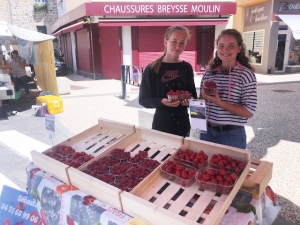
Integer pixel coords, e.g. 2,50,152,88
76,28,91,72
138,26,196,70
138,26,166,67
100,27,121,79
66,33,73,70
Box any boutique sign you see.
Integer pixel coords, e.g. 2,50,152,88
273,0,300,14
244,2,271,26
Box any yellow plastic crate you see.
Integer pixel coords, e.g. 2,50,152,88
36,95,63,114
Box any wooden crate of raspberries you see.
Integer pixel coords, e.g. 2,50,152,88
31,118,135,184
68,126,184,211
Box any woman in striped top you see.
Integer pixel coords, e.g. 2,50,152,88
199,29,257,149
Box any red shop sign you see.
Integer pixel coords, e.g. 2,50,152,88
86,2,237,16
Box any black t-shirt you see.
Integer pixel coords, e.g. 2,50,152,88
139,61,197,112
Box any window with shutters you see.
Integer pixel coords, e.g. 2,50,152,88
243,30,264,64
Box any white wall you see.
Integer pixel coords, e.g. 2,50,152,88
122,26,132,65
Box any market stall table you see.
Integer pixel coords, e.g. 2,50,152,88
22,163,281,225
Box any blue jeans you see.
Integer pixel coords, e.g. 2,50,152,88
200,126,246,149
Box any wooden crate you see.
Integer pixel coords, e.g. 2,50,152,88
31,118,136,184
120,138,251,225
68,126,184,211
241,158,273,200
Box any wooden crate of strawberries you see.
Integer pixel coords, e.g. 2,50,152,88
67,126,183,211
120,137,251,225
30,119,135,184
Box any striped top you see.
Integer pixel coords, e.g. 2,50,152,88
200,63,257,126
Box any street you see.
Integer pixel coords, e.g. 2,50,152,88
0,77,299,224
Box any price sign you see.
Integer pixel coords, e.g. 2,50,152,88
0,185,43,225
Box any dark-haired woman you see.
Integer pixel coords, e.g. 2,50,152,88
139,25,197,137
199,29,257,149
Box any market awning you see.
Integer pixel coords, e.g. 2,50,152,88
7,24,55,42
98,19,228,27
278,15,300,39
53,21,84,37
0,22,12,37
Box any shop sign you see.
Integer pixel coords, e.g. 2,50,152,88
273,0,300,14
93,2,237,16
244,1,271,26
52,1,237,33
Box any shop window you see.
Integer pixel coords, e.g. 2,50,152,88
243,30,264,64
289,40,300,66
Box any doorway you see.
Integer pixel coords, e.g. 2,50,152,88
274,30,290,72
196,27,215,71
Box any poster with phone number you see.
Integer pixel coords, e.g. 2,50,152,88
0,185,44,225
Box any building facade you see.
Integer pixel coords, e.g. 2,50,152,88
234,0,300,74
51,1,237,80
0,0,58,33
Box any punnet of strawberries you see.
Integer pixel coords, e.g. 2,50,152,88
167,89,191,102
209,153,247,174
175,148,208,169
196,168,238,194
161,160,196,187
203,80,217,95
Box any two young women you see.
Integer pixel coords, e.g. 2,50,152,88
139,26,257,149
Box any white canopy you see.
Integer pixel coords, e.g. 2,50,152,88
278,15,300,40
7,24,55,42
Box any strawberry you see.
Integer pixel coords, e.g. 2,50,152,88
230,173,238,181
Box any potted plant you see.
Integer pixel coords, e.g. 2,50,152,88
33,2,47,12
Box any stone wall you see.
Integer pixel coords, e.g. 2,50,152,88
9,0,58,34
0,0,12,23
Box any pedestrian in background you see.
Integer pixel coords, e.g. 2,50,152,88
199,29,257,149
139,25,197,137
10,50,30,102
